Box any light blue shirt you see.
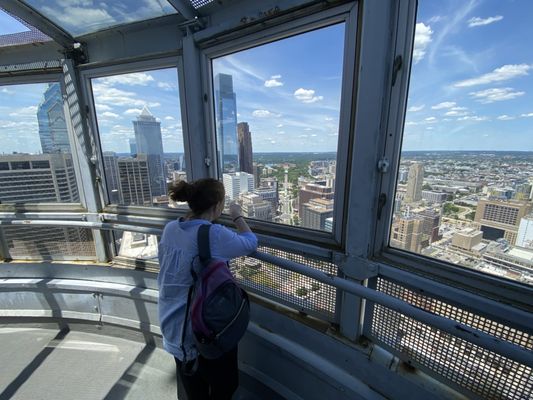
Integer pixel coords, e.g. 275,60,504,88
157,218,258,361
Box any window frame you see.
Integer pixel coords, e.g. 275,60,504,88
199,3,358,249
80,57,189,210
373,0,533,309
0,73,88,210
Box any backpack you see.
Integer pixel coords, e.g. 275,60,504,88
182,224,250,360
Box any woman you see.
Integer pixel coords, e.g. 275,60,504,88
158,178,257,400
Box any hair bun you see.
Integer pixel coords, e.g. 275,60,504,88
169,181,194,202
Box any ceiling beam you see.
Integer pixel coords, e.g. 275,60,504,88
0,1,76,49
167,0,198,21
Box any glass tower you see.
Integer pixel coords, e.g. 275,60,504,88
214,73,239,173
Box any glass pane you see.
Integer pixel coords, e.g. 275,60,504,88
0,82,80,203
22,0,176,36
92,68,186,207
212,24,345,232
392,0,533,285
0,8,30,35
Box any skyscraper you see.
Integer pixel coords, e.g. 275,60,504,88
298,182,334,217
38,83,70,154
405,163,424,203
118,155,153,206
133,106,166,197
214,73,239,173
238,122,253,174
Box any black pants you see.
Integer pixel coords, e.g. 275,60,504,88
175,347,238,400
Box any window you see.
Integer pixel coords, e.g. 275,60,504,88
91,68,186,208
0,82,81,204
211,24,345,232
391,0,533,286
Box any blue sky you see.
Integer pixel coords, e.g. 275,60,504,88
212,23,344,153
404,0,533,150
2,1,532,154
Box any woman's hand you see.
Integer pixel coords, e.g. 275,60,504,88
229,202,242,219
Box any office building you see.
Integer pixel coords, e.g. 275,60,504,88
451,228,483,251
133,106,166,196
421,190,447,204
474,199,532,245
416,209,441,243
117,155,153,206
324,217,333,233
254,186,279,214
0,153,79,203
390,214,426,253
241,193,272,221
238,122,253,174
223,172,254,201
129,138,137,156
214,73,239,173
38,83,70,154
298,182,334,217
405,163,424,203
253,163,263,188
301,198,334,230
0,153,93,258
516,215,533,249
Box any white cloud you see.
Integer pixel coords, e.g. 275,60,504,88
428,16,443,24
1,88,14,94
277,131,285,134
450,106,468,111
425,117,437,123
276,124,284,128
252,109,280,118
304,128,313,131
298,134,308,138
454,64,532,87
405,121,419,126
324,117,334,121
164,116,175,121
157,82,175,91
264,75,283,87
444,110,468,117
294,88,323,103
521,113,533,118
270,140,276,144
95,104,113,112
467,15,503,27
101,111,119,118
407,105,425,112
8,106,38,118
92,85,147,107
497,115,515,120
124,108,143,116
431,101,456,109
311,134,318,137
413,23,433,64
149,102,161,108
100,72,154,86
469,87,525,103
46,6,114,30
458,115,489,121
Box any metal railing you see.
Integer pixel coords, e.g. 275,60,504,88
0,216,532,370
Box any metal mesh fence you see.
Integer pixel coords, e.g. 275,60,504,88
189,0,214,9
368,277,533,400
0,7,51,48
2,226,96,261
230,245,338,321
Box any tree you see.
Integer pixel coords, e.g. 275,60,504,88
296,287,308,297
311,282,320,291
